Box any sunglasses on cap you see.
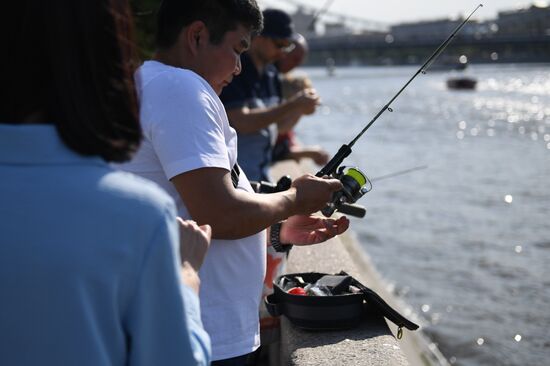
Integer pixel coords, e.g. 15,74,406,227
271,38,296,53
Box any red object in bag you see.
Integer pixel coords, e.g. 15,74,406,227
287,287,307,296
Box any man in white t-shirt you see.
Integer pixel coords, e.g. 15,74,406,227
118,1,350,364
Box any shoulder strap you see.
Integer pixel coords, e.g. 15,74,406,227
231,163,240,188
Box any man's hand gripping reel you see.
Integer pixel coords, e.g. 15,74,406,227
316,145,369,218
321,166,370,218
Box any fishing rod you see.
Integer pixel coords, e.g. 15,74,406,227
318,4,483,218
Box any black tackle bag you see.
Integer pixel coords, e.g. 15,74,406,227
264,271,419,337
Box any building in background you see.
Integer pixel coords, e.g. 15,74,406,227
496,3,550,37
288,2,550,66
390,19,481,42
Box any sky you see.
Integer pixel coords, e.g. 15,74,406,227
261,0,548,25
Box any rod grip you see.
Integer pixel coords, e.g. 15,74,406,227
316,144,352,177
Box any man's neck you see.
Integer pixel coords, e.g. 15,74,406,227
153,48,192,70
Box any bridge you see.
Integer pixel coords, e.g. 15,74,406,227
304,34,550,66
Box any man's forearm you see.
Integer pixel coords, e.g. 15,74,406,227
172,169,299,240
227,101,299,134
195,188,299,240
172,169,340,241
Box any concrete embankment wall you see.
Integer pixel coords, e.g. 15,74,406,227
270,160,449,366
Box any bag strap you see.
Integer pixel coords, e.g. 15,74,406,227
231,163,240,188
339,271,419,336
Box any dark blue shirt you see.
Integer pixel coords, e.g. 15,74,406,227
220,53,282,182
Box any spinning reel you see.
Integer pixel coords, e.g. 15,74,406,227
321,166,371,218
252,170,370,218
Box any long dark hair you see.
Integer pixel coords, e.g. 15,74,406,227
0,0,141,163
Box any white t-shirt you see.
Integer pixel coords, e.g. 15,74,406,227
118,61,266,360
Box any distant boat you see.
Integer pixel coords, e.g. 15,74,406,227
446,77,477,90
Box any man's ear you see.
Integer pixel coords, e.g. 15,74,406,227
185,20,208,55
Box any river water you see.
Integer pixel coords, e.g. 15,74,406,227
294,64,550,366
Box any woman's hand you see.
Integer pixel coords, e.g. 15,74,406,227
279,215,349,245
177,218,212,293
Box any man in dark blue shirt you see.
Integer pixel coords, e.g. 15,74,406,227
220,8,319,182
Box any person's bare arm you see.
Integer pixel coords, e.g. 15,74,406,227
227,89,319,134
171,167,342,240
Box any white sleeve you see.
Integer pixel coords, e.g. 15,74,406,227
140,73,231,180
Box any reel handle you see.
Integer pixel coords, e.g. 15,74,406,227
321,202,366,218
337,203,366,218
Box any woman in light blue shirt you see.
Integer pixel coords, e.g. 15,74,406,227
0,1,211,365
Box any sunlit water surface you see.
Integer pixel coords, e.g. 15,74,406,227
294,64,550,366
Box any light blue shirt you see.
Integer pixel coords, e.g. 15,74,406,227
0,124,211,366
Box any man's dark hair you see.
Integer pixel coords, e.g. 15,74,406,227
0,0,141,163
156,0,263,49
